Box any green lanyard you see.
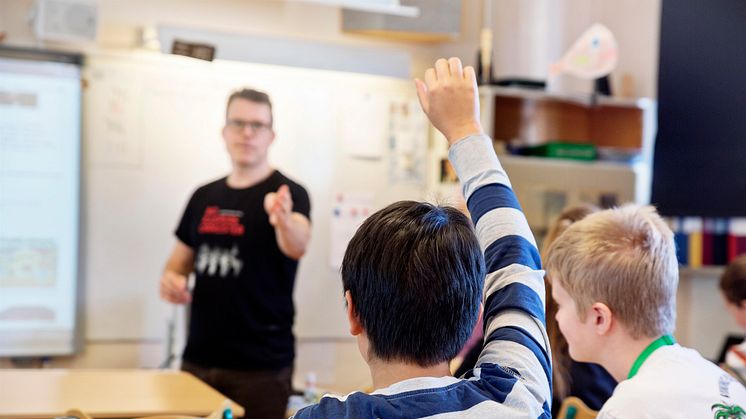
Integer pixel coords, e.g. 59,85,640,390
627,335,676,379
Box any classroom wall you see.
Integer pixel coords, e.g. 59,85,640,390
3,0,731,394
0,0,661,97
432,0,661,98
549,0,662,99
0,0,443,77
1,0,404,393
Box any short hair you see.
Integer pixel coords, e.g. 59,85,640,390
341,201,485,367
541,204,599,401
545,204,679,338
720,255,746,306
540,203,600,258
226,88,273,125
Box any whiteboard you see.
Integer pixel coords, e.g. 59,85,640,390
0,50,81,356
82,51,429,341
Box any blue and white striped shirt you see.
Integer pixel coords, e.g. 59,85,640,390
294,135,551,418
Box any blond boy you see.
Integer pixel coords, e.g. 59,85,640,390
546,205,746,418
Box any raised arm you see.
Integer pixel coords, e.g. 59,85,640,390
264,184,311,260
416,58,551,413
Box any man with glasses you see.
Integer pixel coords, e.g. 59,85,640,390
159,88,311,418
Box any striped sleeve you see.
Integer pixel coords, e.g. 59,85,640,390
449,135,552,413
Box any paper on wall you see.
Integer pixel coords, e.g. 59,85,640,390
329,192,374,270
389,99,428,185
86,64,145,168
340,92,388,159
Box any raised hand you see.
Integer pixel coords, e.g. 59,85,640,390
264,184,293,228
414,57,484,146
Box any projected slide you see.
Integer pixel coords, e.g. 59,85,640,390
0,53,81,356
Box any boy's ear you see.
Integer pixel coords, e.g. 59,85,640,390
590,302,613,336
345,291,363,336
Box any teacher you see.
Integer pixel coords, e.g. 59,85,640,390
159,88,311,418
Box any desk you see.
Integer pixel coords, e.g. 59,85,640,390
0,369,245,418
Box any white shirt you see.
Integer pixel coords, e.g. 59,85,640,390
598,344,746,418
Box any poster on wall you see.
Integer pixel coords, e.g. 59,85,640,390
329,192,373,270
389,99,428,185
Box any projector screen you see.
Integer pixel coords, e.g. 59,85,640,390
0,48,82,356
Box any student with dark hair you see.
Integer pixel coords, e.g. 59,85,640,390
720,255,746,377
159,88,311,418
721,255,746,314
342,200,485,367
293,57,551,418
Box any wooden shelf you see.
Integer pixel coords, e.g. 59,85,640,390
479,86,653,150
341,29,456,43
472,85,657,207
499,153,642,171
479,85,653,109
680,266,726,278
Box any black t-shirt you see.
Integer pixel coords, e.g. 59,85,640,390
175,170,311,370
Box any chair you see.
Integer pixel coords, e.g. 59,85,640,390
59,400,235,419
556,396,598,419
716,334,745,364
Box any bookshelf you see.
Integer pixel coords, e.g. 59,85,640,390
472,86,657,243
478,85,656,165
680,266,725,278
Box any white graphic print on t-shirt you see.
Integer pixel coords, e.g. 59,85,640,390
196,244,243,277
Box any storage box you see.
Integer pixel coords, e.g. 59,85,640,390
524,142,596,161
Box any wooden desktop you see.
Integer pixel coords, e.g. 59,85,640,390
0,369,245,418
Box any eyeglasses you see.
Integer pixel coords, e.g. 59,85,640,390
226,119,272,133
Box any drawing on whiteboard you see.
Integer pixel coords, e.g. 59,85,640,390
86,67,144,167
